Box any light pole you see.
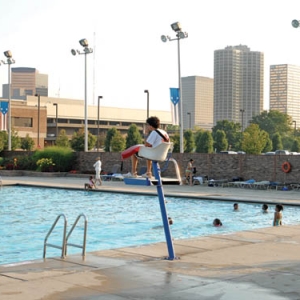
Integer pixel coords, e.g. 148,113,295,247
161,22,188,153
240,109,245,132
97,96,103,152
187,112,191,129
71,39,93,152
53,103,58,140
144,90,149,119
1,50,15,151
35,94,41,148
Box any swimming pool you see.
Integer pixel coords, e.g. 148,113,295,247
1,186,299,265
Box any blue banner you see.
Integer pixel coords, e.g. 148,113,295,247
0,101,8,115
170,88,179,105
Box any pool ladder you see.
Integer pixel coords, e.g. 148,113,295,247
43,213,88,259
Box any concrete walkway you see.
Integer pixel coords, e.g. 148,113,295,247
1,176,300,299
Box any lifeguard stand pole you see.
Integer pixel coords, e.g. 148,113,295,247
152,161,176,260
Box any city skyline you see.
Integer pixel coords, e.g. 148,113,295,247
0,0,300,112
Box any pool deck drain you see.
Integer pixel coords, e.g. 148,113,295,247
1,176,300,299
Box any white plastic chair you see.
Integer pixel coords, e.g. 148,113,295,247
138,142,173,162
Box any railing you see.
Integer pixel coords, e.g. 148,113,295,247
43,213,88,259
43,213,67,259
65,213,88,258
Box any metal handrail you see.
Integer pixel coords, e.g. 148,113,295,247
43,213,67,259
65,213,88,258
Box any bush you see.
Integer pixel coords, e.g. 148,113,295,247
16,155,36,170
36,158,55,172
33,146,75,172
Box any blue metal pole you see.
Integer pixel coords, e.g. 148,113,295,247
152,161,176,260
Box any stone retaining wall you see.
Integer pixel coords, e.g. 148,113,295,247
76,152,300,183
2,151,300,183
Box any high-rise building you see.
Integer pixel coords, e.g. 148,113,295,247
214,45,264,130
270,64,300,125
2,67,48,99
182,76,213,130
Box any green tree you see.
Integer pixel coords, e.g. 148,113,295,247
213,130,228,152
170,133,180,153
262,137,273,153
126,124,143,148
194,129,204,153
272,132,283,151
70,128,96,151
111,131,126,151
197,131,213,153
212,120,241,150
55,129,70,148
21,134,35,151
184,130,195,153
251,110,292,138
241,124,268,154
291,139,300,152
0,129,20,150
0,131,6,152
281,135,294,151
104,127,118,152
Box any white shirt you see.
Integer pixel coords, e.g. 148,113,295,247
93,160,102,171
146,129,169,148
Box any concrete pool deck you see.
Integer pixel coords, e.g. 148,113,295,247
1,176,300,299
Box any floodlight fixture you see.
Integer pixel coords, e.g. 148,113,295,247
79,38,89,47
292,19,300,28
71,49,76,56
171,22,182,32
179,31,188,39
161,35,168,42
4,50,12,58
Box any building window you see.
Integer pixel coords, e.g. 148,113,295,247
12,117,33,127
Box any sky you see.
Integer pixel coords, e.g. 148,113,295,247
1,0,300,112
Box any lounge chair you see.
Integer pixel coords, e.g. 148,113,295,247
101,164,123,181
252,181,270,190
230,179,255,188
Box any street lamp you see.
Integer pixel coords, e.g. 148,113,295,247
240,109,245,132
53,103,58,140
97,96,103,152
71,39,93,152
144,90,149,119
1,50,15,151
35,94,41,148
161,22,188,153
187,112,191,129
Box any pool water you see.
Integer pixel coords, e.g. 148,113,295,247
1,186,299,265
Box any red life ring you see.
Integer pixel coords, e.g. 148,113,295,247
281,161,291,173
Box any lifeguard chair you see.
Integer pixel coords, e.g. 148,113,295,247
123,142,181,185
122,142,178,260
138,142,173,161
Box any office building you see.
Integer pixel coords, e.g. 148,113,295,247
270,64,300,126
182,76,213,130
2,67,48,100
214,45,264,129
0,95,172,149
